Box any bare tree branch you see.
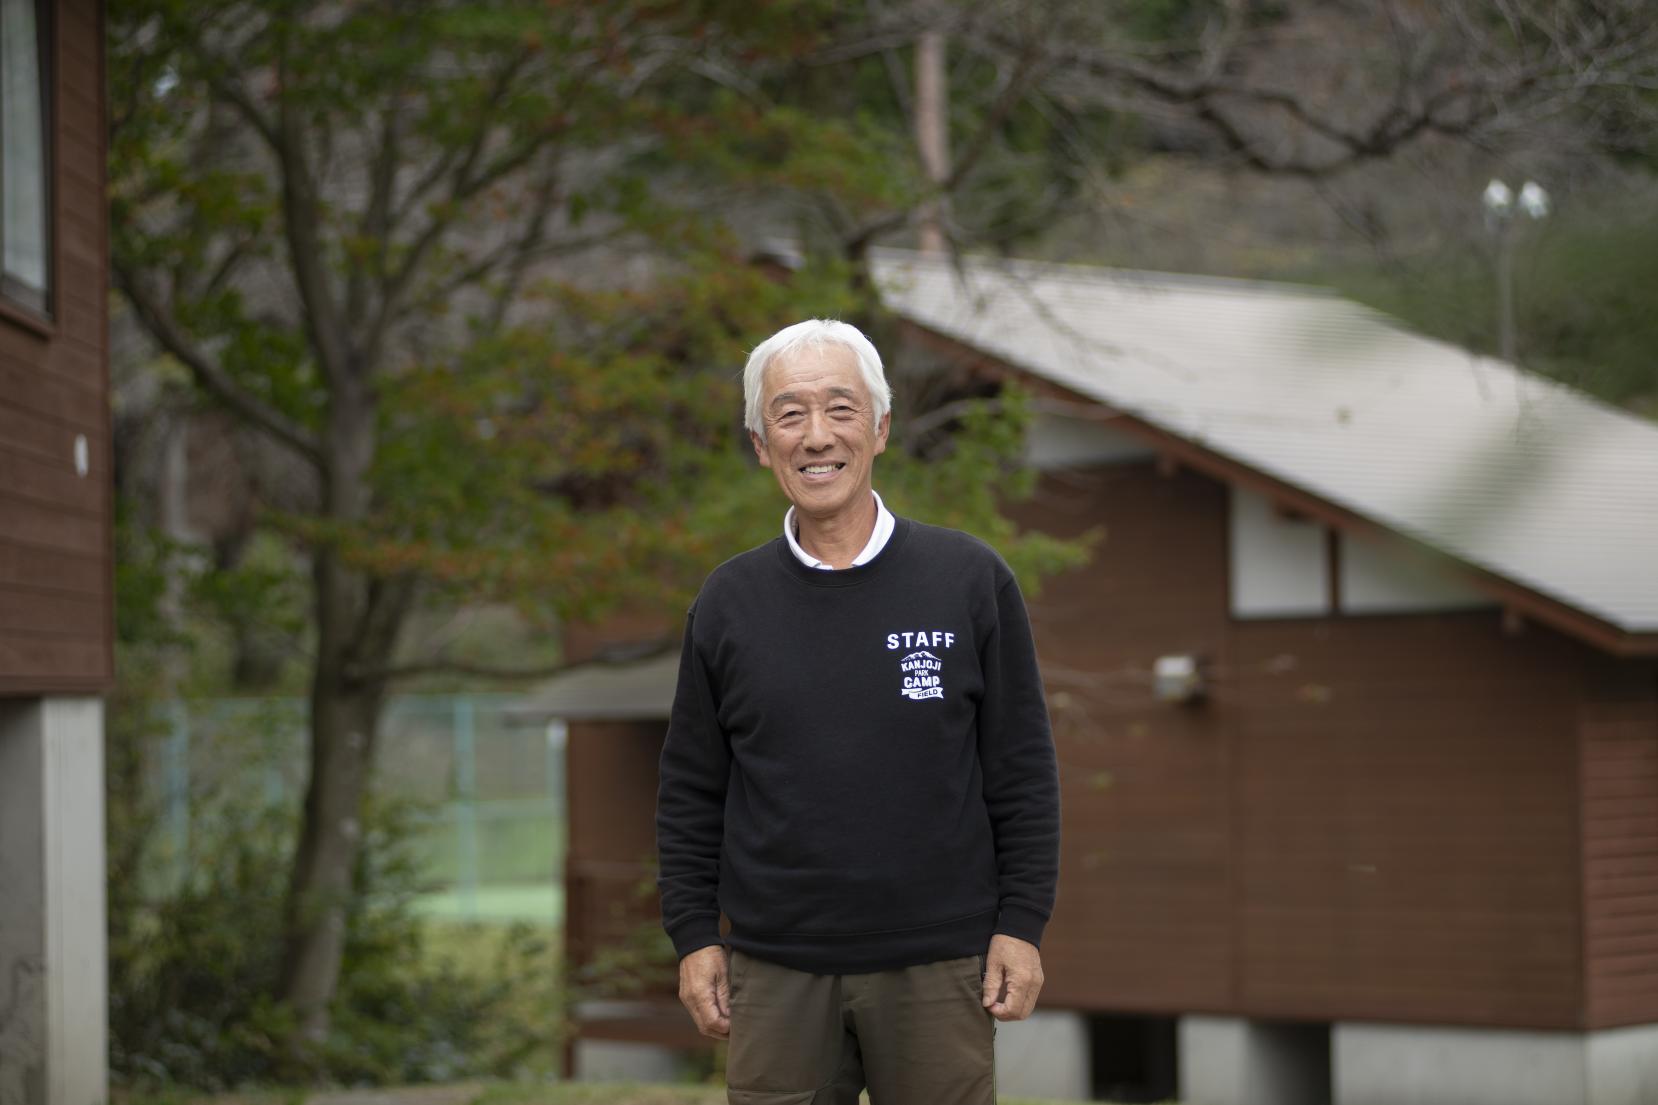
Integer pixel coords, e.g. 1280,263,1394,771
353,634,679,685
113,261,327,471
386,49,535,230
845,37,1045,255
273,33,354,385
960,0,1658,178
1195,0,1246,84
481,162,569,332
343,575,421,688
357,51,548,369
347,102,405,332
903,393,1127,445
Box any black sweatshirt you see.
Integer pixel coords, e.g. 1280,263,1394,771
654,513,1061,974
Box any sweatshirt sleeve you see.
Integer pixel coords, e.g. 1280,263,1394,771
977,572,1062,948
654,603,731,960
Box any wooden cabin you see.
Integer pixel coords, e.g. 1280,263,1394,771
522,250,1658,1105
0,2,113,1104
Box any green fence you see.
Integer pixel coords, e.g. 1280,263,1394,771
157,692,567,925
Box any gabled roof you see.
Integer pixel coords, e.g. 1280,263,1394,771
871,248,1658,647
505,653,679,723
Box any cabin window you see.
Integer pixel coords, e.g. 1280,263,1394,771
1025,410,1156,469
1229,484,1331,617
1,0,51,317
1229,484,1494,619
1337,530,1493,614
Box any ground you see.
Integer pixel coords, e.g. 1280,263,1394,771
120,1080,1158,1105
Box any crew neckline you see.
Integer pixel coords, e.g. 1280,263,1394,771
784,489,894,570
775,514,913,587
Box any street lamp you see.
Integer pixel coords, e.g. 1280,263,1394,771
1517,181,1550,219
1482,177,1550,364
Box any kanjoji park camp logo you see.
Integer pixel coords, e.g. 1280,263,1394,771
898,650,944,700
887,630,953,702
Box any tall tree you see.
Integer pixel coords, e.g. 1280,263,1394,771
816,0,1658,250
109,0,1655,1051
106,0,1081,1047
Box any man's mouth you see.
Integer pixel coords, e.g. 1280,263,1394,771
799,463,846,475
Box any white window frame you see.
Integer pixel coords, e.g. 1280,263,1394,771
1,0,53,319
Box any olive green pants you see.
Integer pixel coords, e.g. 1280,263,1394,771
724,947,997,1105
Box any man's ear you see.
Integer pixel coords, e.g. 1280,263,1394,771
750,429,772,468
872,409,891,456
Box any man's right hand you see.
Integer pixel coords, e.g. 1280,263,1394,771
677,944,731,1039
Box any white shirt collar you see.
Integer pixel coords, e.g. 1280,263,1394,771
784,489,894,570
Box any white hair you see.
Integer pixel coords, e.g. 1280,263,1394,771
742,319,892,439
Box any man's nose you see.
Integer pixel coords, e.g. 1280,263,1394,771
802,409,835,449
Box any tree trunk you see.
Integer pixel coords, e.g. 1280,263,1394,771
160,409,192,691
278,599,385,1043
914,29,950,255
277,372,402,1044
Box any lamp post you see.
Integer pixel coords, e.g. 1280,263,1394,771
1482,178,1550,364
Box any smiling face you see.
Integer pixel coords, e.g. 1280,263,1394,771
749,341,891,523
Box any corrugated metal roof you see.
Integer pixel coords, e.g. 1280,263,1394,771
871,248,1658,634
505,652,678,722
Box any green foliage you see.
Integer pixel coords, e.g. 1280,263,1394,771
565,909,681,1045
109,794,293,1085
185,530,311,691
1115,0,1232,43
108,503,196,1025
112,495,195,655
1514,217,1658,415
108,0,1098,1077
110,501,563,1086
109,778,564,1087
352,239,1087,625
1319,213,1658,420
324,803,564,1082
111,0,1097,654
468,1084,1153,1105
880,385,1098,593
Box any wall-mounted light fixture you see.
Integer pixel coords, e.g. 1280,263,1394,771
1153,653,1205,704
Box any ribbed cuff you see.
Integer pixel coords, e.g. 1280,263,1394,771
993,903,1050,948
667,913,725,960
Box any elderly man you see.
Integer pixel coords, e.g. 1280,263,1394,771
655,318,1061,1104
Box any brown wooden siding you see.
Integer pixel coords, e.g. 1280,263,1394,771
564,718,681,1005
1228,613,1583,1028
566,454,1633,1032
0,0,111,695
1579,658,1658,1028
1009,462,1236,1015
1009,461,1592,1029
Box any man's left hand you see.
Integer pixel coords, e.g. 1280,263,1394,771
981,933,1044,1021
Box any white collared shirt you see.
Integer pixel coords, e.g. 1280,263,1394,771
784,489,894,570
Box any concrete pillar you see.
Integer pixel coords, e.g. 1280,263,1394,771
571,1039,691,1082
1586,1024,1658,1105
1334,1021,1658,1105
994,1009,1092,1102
1180,1015,1330,1105
1335,1023,1581,1105
0,697,107,1105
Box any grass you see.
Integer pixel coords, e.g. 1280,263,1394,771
118,1084,1151,1105
480,1087,723,1105
485,1083,1145,1105
121,1075,1165,1105
400,807,566,889
410,882,565,925
115,922,1160,1105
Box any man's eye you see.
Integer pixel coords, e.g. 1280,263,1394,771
779,410,804,422
831,405,854,415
